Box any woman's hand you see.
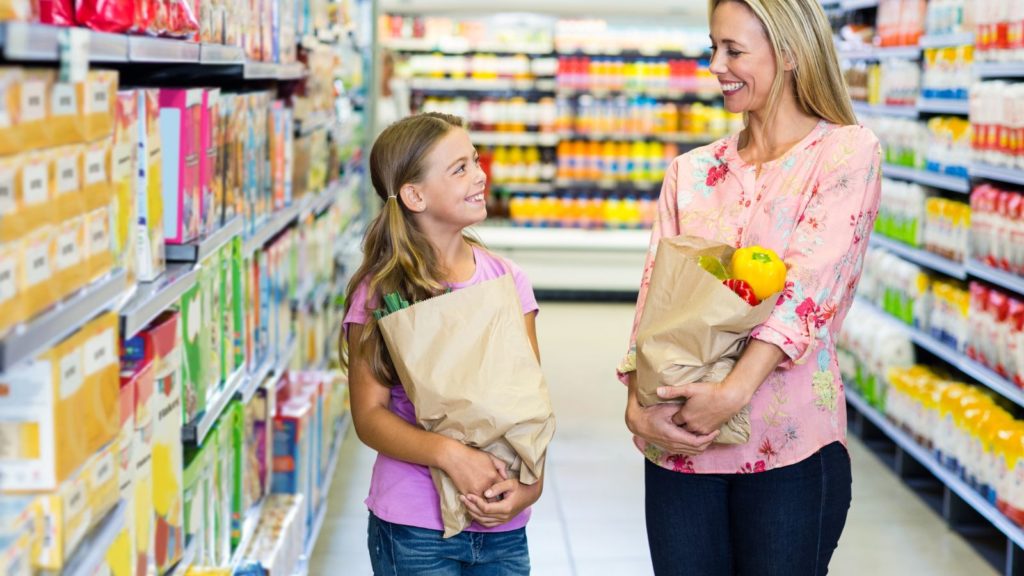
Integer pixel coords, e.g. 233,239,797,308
659,381,749,437
626,387,720,456
440,440,508,500
461,479,542,528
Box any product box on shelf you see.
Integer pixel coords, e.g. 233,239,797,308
116,369,136,574
53,145,84,223
0,496,37,576
0,312,120,492
52,215,87,303
0,68,52,155
19,149,56,239
84,204,114,284
84,70,117,143
227,400,245,549
240,494,306,575
0,240,22,335
209,420,232,566
124,311,184,573
201,89,221,235
114,90,140,285
179,275,208,426
272,398,314,532
83,136,113,214
136,89,165,283
219,93,241,225
120,353,156,576
245,388,272,511
0,155,20,243
182,443,208,566
221,241,238,382
85,439,120,535
76,0,136,33
160,88,203,245
21,226,57,320
207,249,224,394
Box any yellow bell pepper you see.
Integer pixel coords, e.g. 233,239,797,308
730,246,787,302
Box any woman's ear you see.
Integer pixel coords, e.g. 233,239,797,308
782,49,797,72
400,183,427,213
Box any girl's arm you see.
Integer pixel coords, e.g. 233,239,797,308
348,324,506,498
462,311,545,527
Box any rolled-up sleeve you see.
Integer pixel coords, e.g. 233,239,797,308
616,156,683,383
750,126,883,369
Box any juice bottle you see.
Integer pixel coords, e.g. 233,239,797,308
540,195,559,227
491,146,509,185
604,196,623,229
557,141,572,180
617,142,632,182
586,140,603,181
631,140,649,183
524,146,541,184
508,146,525,184
603,141,618,181
509,194,525,225
649,141,666,183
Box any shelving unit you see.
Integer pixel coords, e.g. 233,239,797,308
882,163,970,194
120,264,200,339
495,183,556,194
971,163,1024,187
919,33,976,48
975,63,1024,80
383,38,552,55
293,413,352,576
966,259,1024,298
470,131,560,147
840,45,922,61
868,235,966,279
917,98,969,115
47,501,127,576
0,270,128,372
165,217,245,263
840,0,880,9
853,101,919,119
409,77,550,92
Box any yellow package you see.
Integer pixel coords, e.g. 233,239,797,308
35,468,91,570
0,1,31,21
136,89,164,283
115,374,136,576
84,206,113,283
18,150,55,233
83,137,113,213
19,69,53,152
20,225,56,319
131,359,156,576
83,313,120,455
113,91,138,285
53,145,85,222
87,440,120,525
83,70,117,143
0,154,19,243
50,80,86,147
52,216,86,303
0,240,21,335
0,321,115,493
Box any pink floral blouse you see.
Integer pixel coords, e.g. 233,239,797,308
618,120,883,474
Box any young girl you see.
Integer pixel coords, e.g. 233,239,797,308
342,112,542,575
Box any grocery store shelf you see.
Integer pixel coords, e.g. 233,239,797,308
409,77,551,92
382,37,552,55
558,131,713,145
917,98,969,115
493,182,556,194
852,100,919,118
166,538,197,576
840,0,879,9
230,497,267,571
555,87,722,101
966,259,1024,297
882,163,970,194
166,217,243,263
470,131,560,146
270,337,299,393
971,163,1024,187
51,500,126,576
975,62,1024,79
868,235,966,279
84,31,129,63
857,296,1024,410
128,36,200,63
120,264,200,339
0,269,128,372
0,22,128,62
244,60,307,80
199,42,245,64
555,178,658,191
840,44,921,61
920,32,975,48
244,204,301,257
181,366,248,446
239,357,273,405
845,389,1024,551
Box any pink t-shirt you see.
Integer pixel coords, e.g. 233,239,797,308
343,245,540,532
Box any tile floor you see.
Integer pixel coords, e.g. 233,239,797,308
309,302,998,575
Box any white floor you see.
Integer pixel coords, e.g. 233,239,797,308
309,302,998,575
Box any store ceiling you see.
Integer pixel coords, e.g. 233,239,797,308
378,0,710,24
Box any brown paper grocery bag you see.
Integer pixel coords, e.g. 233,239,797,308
379,274,556,538
636,235,778,445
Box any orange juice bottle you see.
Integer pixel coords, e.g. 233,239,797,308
631,140,649,183
586,140,602,180
492,146,509,185
602,140,618,181
508,146,525,184
616,142,631,182
524,146,541,184
557,141,572,180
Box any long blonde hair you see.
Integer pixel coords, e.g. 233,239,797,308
709,0,857,129
340,112,479,384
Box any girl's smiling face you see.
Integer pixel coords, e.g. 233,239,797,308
708,1,782,116
410,127,488,230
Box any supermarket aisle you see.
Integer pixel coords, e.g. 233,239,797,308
311,303,996,576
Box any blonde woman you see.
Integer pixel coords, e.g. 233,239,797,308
618,1,881,574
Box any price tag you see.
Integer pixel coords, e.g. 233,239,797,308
58,28,89,85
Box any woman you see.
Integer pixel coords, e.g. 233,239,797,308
618,1,881,574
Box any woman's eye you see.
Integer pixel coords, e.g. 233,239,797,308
728,50,741,57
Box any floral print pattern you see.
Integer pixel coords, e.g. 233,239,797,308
620,121,882,474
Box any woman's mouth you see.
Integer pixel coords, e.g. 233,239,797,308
721,81,746,96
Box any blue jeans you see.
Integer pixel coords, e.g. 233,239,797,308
367,513,530,576
645,441,852,576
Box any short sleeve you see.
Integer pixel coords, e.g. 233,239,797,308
507,258,540,316
342,279,377,337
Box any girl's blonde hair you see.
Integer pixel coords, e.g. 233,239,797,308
710,0,857,129
341,112,478,384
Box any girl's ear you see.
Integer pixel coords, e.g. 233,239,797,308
782,48,797,72
400,183,427,213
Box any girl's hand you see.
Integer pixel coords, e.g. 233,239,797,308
441,441,508,500
626,396,719,456
461,479,542,528
659,381,748,437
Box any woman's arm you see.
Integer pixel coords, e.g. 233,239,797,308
348,324,506,497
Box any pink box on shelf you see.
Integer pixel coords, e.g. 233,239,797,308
159,89,203,245
200,89,221,235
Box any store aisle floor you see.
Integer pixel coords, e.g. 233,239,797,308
310,303,997,576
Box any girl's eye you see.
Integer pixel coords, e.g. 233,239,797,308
455,165,466,174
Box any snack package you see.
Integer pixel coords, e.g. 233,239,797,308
83,136,113,213
113,90,139,284
200,89,220,235
179,278,207,425
84,71,117,143
76,0,135,33
84,205,114,284
0,240,22,335
160,89,202,245
0,312,120,493
136,89,165,282
50,79,87,147
52,215,87,302
54,145,85,222
0,68,50,155
21,225,57,319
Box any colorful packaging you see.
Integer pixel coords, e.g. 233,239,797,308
221,239,239,381
0,240,22,335
136,89,165,282
271,398,313,532
85,440,120,535
227,401,245,548
21,225,57,319
52,215,87,303
160,89,203,245
0,155,19,244
113,91,139,285
206,248,223,393
127,311,184,573
129,352,156,576
84,205,114,284
218,93,239,224
211,420,232,564
182,446,207,566
244,388,271,510
50,80,87,147
84,71,117,143
179,278,207,425
20,150,56,233
36,0,75,25
83,136,113,213
76,0,136,33
0,69,47,155
200,89,221,234
53,145,85,223
35,460,91,569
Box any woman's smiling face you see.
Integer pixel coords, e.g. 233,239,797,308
708,1,781,116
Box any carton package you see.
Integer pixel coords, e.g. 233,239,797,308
227,401,245,548
0,313,119,492
83,70,117,142
244,388,272,510
204,249,223,394
53,145,85,222
0,155,19,244
0,496,37,576
0,68,52,155
83,136,114,214
200,89,221,234
179,277,207,425
271,399,313,533
182,446,208,566
84,205,114,284
52,216,87,310
211,420,232,565
136,89,165,282
160,89,203,245
50,79,86,147
126,311,184,573
20,150,56,234
0,239,22,334
127,352,156,576
113,90,140,284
